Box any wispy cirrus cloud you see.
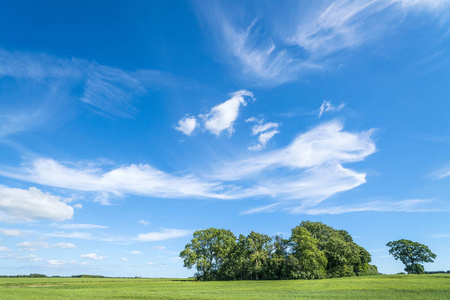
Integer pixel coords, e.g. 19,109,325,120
0,121,377,212
0,48,189,137
292,199,450,215
194,0,450,86
318,100,345,118
55,223,108,230
136,228,192,242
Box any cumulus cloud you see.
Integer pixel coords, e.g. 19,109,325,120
147,262,165,267
176,90,255,137
318,100,345,118
16,241,48,251
0,246,10,252
175,116,197,135
0,185,73,222
138,220,150,225
136,228,192,242
48,259,77,266
52,242,76,249
130,250,142,255
200,90,255,136
0,228,22,236
80,253,106,260
153,246,166,250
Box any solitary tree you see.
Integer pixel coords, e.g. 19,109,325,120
386,239,436,274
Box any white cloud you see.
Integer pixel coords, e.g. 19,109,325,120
1,254,42,262
80,253,106,260
288,1,395,57
136,228,191,242
130,250,142,255
0,228,22,236
0,47,187,132
195,1,449,86
122,257,128,261
0,121,376,212
48,259,77,266
250,121,279,135
247,118,280,151
73,204,83,209
153,246,166,250
431,233,450,238
249,130,280,151
138,220,150,225
318,100,345,118
81,63,144,118
217,121,375,213
16,241,48,251
47,231,97,240
52,242,76,249
201,90,255,136
0,185,73,222
147,262,165,267
294,199,449,214
57,224,108,230
0,246,10,252
394,0,450,11
175,116,197,136
0,159,224,203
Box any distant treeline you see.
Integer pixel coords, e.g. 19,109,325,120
0,274,107,278
0,273,48,278
180,221,379,281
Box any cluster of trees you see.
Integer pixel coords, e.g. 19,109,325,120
180,221,378,281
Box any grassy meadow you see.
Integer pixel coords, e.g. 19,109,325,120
0,274,449,299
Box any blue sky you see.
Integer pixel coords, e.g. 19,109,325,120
0,0,449,277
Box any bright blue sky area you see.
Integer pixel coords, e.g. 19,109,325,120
0,0,449,277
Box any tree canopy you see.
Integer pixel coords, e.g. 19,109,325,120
180,221,378,280
386,239,436,274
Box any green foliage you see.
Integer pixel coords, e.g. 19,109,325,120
386,239,436,274
180,221,377,281
290,226,327,279
180,228,236,280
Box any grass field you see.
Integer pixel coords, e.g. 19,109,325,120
0,274,449,299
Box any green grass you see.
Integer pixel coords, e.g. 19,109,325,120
0,274,449,299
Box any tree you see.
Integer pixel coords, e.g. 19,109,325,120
386,239,436,274
290,226,327,279
179,228,236,280
238,231,272,280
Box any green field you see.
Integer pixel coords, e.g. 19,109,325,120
0,274,449,299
